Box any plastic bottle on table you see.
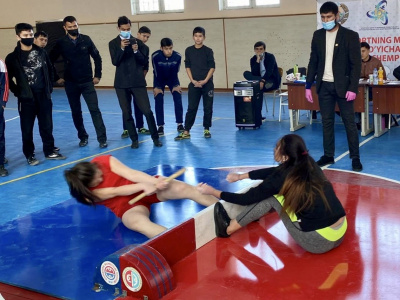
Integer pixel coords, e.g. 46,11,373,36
373,68,378,85
378,67,384,85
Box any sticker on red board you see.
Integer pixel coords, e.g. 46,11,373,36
100,261,119,285
122,267,142,292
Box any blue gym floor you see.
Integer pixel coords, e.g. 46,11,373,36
0,89,399,299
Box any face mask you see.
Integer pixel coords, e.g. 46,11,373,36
67,29,79,36
322,20,336,31
20,37,34,46
120,31,131,39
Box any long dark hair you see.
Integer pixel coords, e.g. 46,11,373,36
64,162,101,205
278,134,331,215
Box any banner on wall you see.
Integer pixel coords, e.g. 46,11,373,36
316,0,400,79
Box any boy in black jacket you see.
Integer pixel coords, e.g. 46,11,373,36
175,26,215,140
108,16,161,149
6,23,65,166
49,16,107,149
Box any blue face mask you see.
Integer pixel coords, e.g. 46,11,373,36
322,20,336,31
120,31,131,39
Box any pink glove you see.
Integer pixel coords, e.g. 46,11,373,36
346,91,356,101
305,89,313,103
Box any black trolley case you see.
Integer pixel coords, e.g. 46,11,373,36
233,80,262,129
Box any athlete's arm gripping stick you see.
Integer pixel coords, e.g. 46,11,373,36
128,168,186,205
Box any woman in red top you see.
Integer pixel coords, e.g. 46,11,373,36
64,155,218,238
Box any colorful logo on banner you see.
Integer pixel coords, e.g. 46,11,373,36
366,0,388,25
337,2,350,25
122,267,142,292
100,261,120,285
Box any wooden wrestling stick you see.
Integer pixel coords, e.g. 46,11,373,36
128,168,186,205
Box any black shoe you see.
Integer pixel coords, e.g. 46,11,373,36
79,138,88,147
121,130,129,139
46,152,67,160
316,155,335,167
99,142,108,148
214,202,231,238
27,155,39,166
131,140,139,149
53,146,60,152
352,158,363,172
177,124,185,132
0,165,8,177
157,126,164,136
153,139,163,147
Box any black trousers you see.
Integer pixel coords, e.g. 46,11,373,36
318,81,360,159
133,99,145,128
185,81,214,131
122,98,145,130
115,87,159,141
18,91,55,158
243,71,274,92
0,106,5,164
64,81,107,143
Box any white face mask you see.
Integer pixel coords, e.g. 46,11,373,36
120,31,131,39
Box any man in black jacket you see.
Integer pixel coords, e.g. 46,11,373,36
49,16,107,148
305,1,362,172
120,26,152,139
108,16,161,148
6,23,66,166
243,41,280,119
243,41,281,93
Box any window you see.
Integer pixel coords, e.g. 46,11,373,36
219,0,279,10
131,0,184,14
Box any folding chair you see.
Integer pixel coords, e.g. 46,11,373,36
263,67,283,116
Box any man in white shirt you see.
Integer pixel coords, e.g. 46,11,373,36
305,1,362,172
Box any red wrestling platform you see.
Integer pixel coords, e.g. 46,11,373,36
1,167,400,299
93,168,400,300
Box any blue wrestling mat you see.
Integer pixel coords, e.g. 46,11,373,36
0,165,252,300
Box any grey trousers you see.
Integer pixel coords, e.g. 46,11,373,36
234,196,345,254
